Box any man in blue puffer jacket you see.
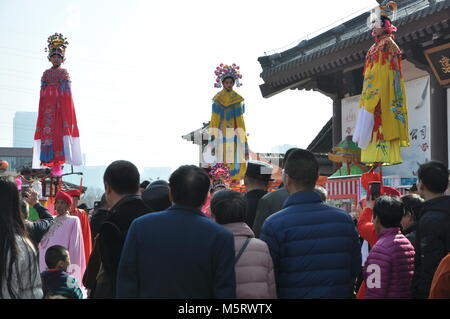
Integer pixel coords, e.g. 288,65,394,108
260,149,361,299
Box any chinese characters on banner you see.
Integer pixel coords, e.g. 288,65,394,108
440,55,450,74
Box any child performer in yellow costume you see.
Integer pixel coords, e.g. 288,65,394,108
353,1,409,165
209,63,248,180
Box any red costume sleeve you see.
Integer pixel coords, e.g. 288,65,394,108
72,208,92,264
80,210,92,263
357,207,378,248
356,207,378,300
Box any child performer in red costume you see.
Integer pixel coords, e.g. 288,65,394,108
32,33,82,175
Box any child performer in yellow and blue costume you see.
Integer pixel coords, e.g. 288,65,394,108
209,63,249,180
353,1,409,165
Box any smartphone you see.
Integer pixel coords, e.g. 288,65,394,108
369,182,381,201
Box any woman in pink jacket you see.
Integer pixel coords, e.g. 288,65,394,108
364,195,415,298
211,189,277,299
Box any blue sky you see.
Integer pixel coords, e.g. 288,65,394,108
0,0,378,173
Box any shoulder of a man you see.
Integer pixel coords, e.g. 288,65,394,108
419,208,450,233
264,205,290,227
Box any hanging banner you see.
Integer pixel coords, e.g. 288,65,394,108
341,95,360,139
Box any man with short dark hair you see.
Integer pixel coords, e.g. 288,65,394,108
117,165,236,298
412,160,450,299
244,161,273,229
252,148,298,238
87,160,153,299
141,180,171,212
260,149,361,298
139,180,150,194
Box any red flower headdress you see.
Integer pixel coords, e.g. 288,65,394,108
209,163,231,190
214,63,242,88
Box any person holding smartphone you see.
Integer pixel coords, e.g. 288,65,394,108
356,184,401,298
21,189,55,247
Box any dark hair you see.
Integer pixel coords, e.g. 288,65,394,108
100,193,107,207
210,189,246,224
140,180,150,189
77,203,88,210
19,199,29,220
408,183,418,192
381,16,391,29
0,176,34,298
245,176,269,188
401,194,424,222
418,161,449,194
281,147,300,169
103,160,140,195
45,245,69,269
284,149,319,189
169,165,210,208
142,180,171,211
373,195,404,228
221,76,235,83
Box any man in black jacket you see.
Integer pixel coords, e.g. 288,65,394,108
412,161,450,299
244,161,273,229
21,189,54,246
88,160,153,299
252,148,298,237
89,193,110,242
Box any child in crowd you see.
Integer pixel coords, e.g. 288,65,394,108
41,245,83,299
38,191,85,286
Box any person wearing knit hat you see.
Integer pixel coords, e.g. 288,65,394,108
56,191,73,207
38,191,86,294
65,189,92,266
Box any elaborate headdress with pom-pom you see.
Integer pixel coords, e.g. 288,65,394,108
209,163,231,190
214,63,242,88
45,33,69,61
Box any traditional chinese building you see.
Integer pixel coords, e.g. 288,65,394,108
258,0,450,180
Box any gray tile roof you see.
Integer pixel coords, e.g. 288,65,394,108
258,0,450,94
